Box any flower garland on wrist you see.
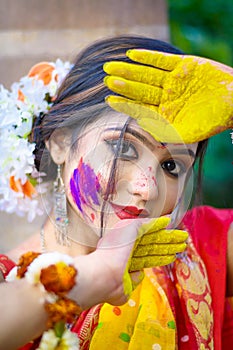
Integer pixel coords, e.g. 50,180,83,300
0,60,72,221
7,251,82,349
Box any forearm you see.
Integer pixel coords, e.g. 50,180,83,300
0,252,117,349
0,279,48,349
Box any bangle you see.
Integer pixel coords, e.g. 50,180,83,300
6,251,82,349
0,254,15,279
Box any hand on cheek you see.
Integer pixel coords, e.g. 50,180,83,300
129,216,188,271
90,216,188,305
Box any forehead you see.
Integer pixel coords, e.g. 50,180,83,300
81,112,198,155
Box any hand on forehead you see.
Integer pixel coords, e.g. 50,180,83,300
104,50,233,143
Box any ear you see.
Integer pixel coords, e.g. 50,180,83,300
45,128,71,165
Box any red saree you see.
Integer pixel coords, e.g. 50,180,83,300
182,205,233,349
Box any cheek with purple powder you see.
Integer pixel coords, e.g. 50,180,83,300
69,157,101,221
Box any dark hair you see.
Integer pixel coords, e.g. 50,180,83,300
33,34,208,206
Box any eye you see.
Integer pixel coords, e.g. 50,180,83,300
161,159,186,178
105,139,138,160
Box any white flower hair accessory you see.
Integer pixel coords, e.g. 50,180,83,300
0,59,72,221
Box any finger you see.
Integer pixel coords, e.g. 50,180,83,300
138,229,188,245
104,75,162,104
129,254,176,271
106,96,185,143
127,49,183,71
139,216,170,235
131,216,172,253
137,114,185,143
133,242,187,257
104,61,167,87
106,95,159,119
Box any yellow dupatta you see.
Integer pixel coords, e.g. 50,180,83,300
90,269,176,350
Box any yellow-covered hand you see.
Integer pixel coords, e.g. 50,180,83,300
96,216,188,301
124,216,187,296
104,50,233,143
128,216,187,272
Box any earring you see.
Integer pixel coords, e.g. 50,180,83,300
54,164,70,246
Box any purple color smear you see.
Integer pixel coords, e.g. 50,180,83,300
70,157,101,212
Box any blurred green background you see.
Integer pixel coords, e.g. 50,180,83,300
167,0,233,208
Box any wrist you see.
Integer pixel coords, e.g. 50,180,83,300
71,249,123,308
70,251,107,308
7,251,81,349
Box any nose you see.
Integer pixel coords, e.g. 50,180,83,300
128,166,158,202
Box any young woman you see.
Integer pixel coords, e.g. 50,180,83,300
1,35,233,350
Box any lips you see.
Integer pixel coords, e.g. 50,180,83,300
110,203,149,220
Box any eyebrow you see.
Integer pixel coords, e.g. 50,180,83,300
168,148,196,158
105,126,155,150
105,126,196,158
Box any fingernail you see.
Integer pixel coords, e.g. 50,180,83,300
126,49,146,59
126,49,139,57
103,62,110,73
174,230,189,241
113,78,126,87
126,49,133,58
104,76,126,88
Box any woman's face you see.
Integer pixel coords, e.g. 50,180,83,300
62,113,197,241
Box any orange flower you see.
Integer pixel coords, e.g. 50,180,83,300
40,262,77,295
9,176,37,198
45,297,82,328
17,89,25,102
17,251,41,278
28,62,56,85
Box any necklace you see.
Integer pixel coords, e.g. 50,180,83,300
40,226,46,253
